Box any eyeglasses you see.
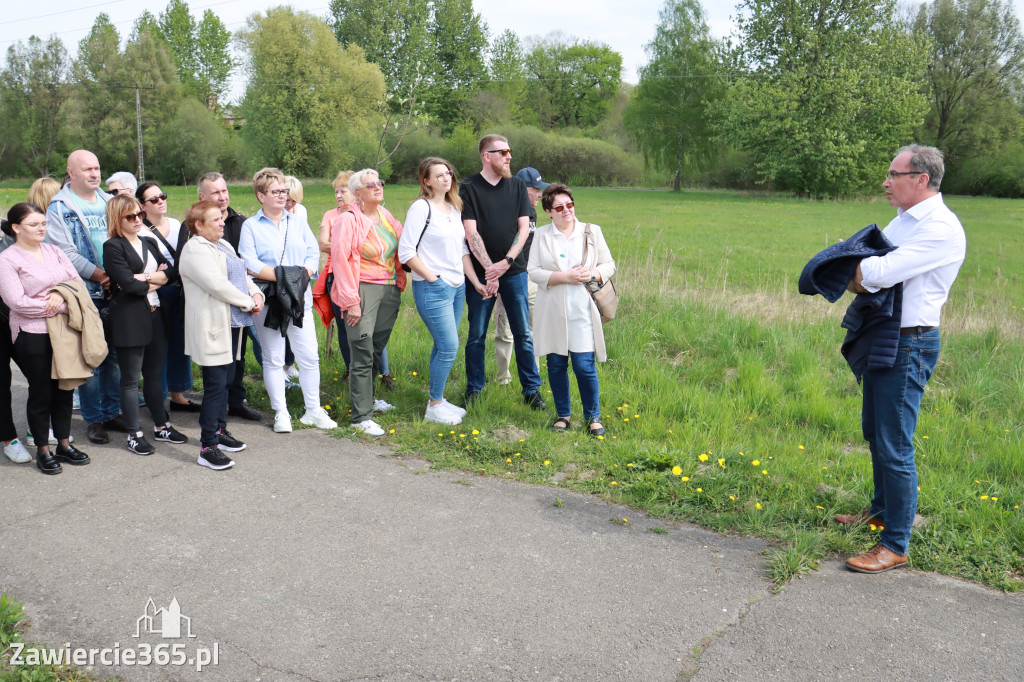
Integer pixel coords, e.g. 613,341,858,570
362,180,385,189
122,212,145,222
114,188,134,196
144,193,168,204
486,148,512,157
435,170,454,181
886,170,922,180
264,188,290,197
551,201,574,213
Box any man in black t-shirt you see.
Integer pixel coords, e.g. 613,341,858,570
459,134,545,408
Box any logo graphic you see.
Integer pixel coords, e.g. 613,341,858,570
134,597,195,639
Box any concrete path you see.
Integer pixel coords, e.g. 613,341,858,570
2,372,1022,681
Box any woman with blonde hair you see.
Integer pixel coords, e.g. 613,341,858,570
103,194,186,455
330,168,405,436
398,157,469,425
27,178,61,212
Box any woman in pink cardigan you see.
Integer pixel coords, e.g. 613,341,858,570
329,168,406,437
0,203,92,474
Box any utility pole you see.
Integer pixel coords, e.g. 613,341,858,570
135,85,145,181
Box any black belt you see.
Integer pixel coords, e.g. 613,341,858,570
900,325,937,335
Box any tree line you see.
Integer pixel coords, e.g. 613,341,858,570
2,0,1023,197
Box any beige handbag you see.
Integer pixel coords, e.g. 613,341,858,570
581,223,617,323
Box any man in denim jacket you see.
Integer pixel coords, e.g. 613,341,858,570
44,149,124,444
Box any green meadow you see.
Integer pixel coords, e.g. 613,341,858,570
3,182,1022,590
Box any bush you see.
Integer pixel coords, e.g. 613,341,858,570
151,99,226,186
943,143,1024,198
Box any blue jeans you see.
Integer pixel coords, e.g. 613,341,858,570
465,271,540,396
413,279,465,401
547,352,601,420
79,298,121,425
862,329,940,556
158,285,193,395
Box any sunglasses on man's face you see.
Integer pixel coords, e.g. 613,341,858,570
487,148,511,157
144,193,168,204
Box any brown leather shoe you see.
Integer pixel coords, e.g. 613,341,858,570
104,414,129,432
87,421,109,444
834,511,884,528
845,543,908,573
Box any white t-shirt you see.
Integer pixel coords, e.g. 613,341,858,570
397,199,468,287
548,221,595,353
130,238,160,307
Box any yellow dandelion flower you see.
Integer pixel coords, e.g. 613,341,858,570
324,405,331,410
699,454,709,462
514,452,521,457
923,435,928,439
755,503,762,510
624,418,630,422
437,433,443,437
506,458,512,463
981,495,989,500
472,430,479,435
798,445,805,450
869,524,877,531
696,488,703,492
718,458,726,468
729,495,736,501
681,476,689,481
450,430,455,434
623,403,629,407
634,414,639,418
622,518,628,523
459,434,466,438
992,497,999,501
617,407,622,411
389,429,396,434
816,505,824,510
627,463,634,467
611,481,618,486
412,371,418,376
762,470,767,475
751,460,760,466
544,460,550,466
519,438,525,442
672,466,682,476
668,429,673,434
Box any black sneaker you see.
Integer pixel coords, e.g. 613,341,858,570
127,432,155,456
154,424,188,444
55,443,91,465
217,429,246,452
524,392,547,410
198,446,234,470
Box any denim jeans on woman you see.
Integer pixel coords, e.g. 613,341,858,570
158,284,193,396
862,329,940,557
546,351,600,421
412,278,465,401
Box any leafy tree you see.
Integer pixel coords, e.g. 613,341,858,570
329,0,431,106
63,16,183,177
524,34,622,128
194,10,234,108
422,0,489,132
0,35,72,176
131,11,162,43
158,0,198,94
151,98,226,184
624,0,725,189
483,29,529,124
238,7,386,176
913,0,1024,166
716,0,929,196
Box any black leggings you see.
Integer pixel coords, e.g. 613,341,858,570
0,315,16,442
11,332,73,448
116,310,168,433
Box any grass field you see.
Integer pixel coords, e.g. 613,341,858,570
2,181,1022,591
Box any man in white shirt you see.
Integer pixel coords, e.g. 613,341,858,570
839,144,966,573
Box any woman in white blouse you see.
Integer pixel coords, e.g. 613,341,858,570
397,157,469,425
527,184,615,436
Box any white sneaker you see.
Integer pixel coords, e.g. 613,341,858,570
300,407,337,429
425,403,461,425
373,399,395,412
72,391,81,411
441,399,467,417
3,438,31,464
273,411,293,433
353,419,385,436
24,430,69,447
284,365,300,380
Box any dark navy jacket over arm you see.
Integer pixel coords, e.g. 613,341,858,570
799,224,903,381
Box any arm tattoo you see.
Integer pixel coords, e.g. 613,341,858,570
468,232,493,268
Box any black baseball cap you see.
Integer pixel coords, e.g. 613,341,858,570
516,167,550,190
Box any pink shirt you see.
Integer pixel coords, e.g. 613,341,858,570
0,242,81,342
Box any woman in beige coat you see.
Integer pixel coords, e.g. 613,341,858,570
179,200,264,470
527,184,615,436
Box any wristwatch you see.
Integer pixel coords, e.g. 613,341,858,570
505,256,514,265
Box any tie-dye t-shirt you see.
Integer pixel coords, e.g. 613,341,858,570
359,208,398,285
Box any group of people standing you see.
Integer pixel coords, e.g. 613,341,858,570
0,132,617,473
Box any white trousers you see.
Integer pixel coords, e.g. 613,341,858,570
255,306,321,414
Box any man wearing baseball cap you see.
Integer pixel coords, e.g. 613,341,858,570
493,167,550,384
